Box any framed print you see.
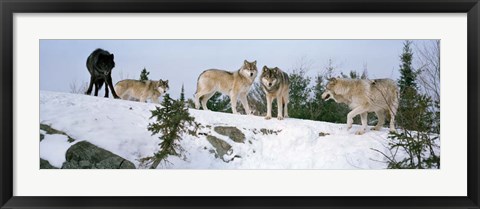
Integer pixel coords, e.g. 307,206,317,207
1,0,479,208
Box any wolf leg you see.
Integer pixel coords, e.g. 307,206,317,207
277,96,284,120
239,92,251,115
356,112,368,135
201,91,215,111
283,96,289,118
371,110,385,131
151,95,160,104
106,76,119,99
139,93,148,103
265,95,273,120
346,106,366,130
104,84,109,98
194,92,202,109
85,76,94,95
389,107,397,133
230,92,238,114
94,82,99,96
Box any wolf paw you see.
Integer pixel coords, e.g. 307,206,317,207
265,116,272,120
355,130,365,135
371,126,381,131
277,116,284,120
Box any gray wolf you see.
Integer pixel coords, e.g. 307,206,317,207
85,48,119,98
260,66,290,120
114,79,169,103
321,78,399,135
194,60,258,114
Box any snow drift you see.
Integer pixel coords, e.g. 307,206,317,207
40,91,400,169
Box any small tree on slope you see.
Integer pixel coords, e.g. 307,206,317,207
140,68,150,81
141,86,199,169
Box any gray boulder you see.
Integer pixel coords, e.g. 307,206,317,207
40,158,58,169
214,126,245,143
206,135,233,161
62,141,135,169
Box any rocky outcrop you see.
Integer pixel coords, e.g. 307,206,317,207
213,126,245,143
61,141,135,169
206,135,232,161
40,159,58,169
40,124,75,142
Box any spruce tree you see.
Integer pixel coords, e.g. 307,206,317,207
140,68,150,81
397,40,423,130
206,92,231,113
398,41,417,92
141,87,198,169
373,40,440,169
288,69,312,119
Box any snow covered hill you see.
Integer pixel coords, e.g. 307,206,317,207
40,91,397,169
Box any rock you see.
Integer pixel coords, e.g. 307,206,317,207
319,132,330,137
206,135,232,161
40,123,75,142
214,126,245,143
259,128,281,135
61,141,135,169
40,159,58,169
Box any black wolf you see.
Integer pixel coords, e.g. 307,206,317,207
85,48,119,98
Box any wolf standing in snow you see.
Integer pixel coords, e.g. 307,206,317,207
321,78,399,135
194,60,258,115
260,66,290,120
114,79,169,103
85,48,119,98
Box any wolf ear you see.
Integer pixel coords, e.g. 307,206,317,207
110,54,114,59
273,67,280,73
263,66,268,72
244,60,248,65
253,60,257,65
328,77,337,82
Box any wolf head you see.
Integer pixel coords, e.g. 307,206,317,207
260,66,282,90
322,77,353,104
322,77,339,102
240,60,258,79
157,79,169,94
97,53,115,76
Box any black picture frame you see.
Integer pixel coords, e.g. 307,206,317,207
1,0,479,208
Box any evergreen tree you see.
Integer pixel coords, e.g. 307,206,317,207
140,68,150,81
206,92,231,113
397,40,424,130
141,89,199,169
179,84,185,102
398,41,417,92
373,40,440,169
288,68,312,119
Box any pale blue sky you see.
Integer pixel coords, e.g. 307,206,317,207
40,40,431,99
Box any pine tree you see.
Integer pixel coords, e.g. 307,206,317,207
373,40,440,169
206,92,231,113
398,41,417,92
397,40,424,130
288,69,312,119
140,68,150,81
179,84,185,102
141,88,199,169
